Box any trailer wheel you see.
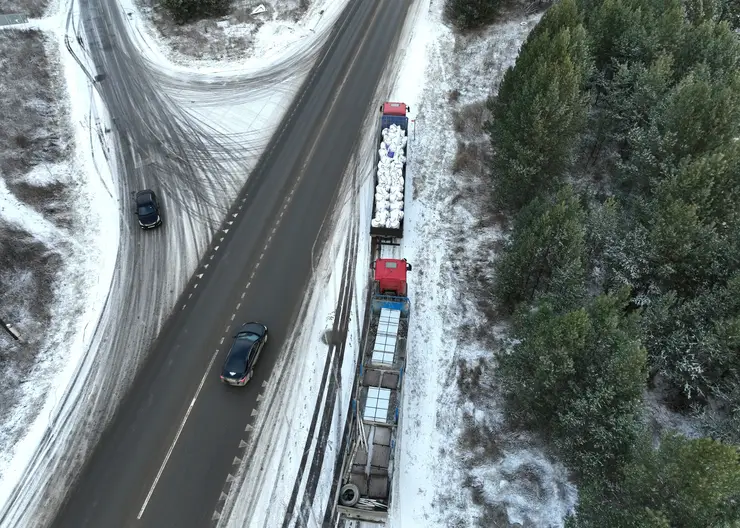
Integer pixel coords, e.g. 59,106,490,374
339,483,360,507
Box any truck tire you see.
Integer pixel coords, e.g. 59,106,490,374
339,483,360,507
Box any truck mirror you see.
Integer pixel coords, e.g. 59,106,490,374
406,264,413,271
370,262,376,270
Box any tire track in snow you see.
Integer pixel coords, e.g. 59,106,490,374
281,217,358,528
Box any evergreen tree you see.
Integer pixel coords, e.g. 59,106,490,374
494,186,587,313
570,434,740,527
487,6,591,213
498,290,646,477
444,0,501,30
160,0,230,24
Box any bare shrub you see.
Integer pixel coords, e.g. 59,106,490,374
0,29,71,178
453,100,490,136
276,0,310,22
0,224,62,420
0,0,51,18
453,139,491,175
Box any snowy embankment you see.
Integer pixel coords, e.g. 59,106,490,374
0,0,117,513
372,124,407,230
382,2,578,527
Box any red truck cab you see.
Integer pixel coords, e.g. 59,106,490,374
372,258,412,297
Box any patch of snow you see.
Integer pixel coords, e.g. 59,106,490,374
119,0,350,74
0,0,118,513
0,176,65,246
645,389,703,441
374,2,577,527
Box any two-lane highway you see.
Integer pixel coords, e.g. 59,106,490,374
50,0,411,526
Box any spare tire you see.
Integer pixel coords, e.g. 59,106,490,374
339,483,360,507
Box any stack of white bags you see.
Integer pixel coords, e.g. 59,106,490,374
372,124,407,230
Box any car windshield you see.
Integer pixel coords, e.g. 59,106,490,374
138,204,155,216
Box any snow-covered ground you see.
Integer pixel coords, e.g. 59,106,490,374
0,5,118,509
125,0,346,70
0,0,350,519
388,3,577,526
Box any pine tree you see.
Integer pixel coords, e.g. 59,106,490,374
494,186,587,313
570,434,740,527
161,0,230,24
444,0,501,30
487,8,591,213
498,289,646,477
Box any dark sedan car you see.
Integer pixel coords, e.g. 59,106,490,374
220,322,269,386
134,189,162,229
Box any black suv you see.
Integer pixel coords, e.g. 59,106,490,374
134,190,162,229
220,322,269,386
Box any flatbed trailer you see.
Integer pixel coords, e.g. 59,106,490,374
370,102,410,245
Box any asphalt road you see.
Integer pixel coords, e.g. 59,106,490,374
48,0,411,526
0,1,341,526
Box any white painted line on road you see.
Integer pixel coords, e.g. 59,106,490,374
194,284,199,289
255,262,261,270
257,393,263,402
236,303,241,310
232,213,238,218
241,197,246,203
137,348,221,519
219,491,228,501
232,456,242,465
181,305,186,311
204,264,210,269
227,221,233,226
271,227,277,235
223,228,229,234
262,380,268,388
246,281,251,289
245,424,254,432
212,511,221,521
225,325,230,333
214,246,220,251
259,252,264,260
231,313,236,321
250,408,258,417
241,292,246,299
220,237,224,242
267,236,272,243
210,255,214,260
188,293,193,299
226,474,236,483
220,337,225,344
239,439,248,448
196,273,203,279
